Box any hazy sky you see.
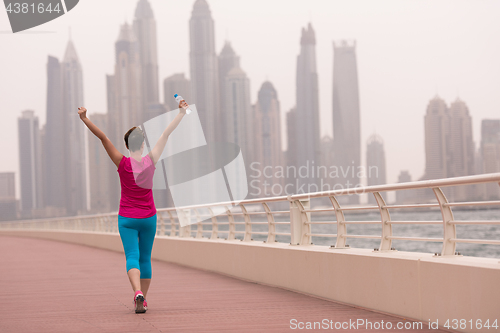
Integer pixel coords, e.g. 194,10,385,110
1,0,499,199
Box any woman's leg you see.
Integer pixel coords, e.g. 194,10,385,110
127,268,142,292
141,279,151,299
118,215,142,293
138,214,157,299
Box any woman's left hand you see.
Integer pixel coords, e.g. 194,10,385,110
178,100,188,114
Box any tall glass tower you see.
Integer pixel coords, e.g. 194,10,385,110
332,40,361,204
295,23,320,193
189,0,219,143
62,39,88,214
134,0,159,111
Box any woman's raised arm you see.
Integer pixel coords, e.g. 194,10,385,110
149,101,188,165
78,107,123,168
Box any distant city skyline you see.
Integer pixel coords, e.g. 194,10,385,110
1,0,500,201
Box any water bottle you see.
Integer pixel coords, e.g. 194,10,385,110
174,94,192,115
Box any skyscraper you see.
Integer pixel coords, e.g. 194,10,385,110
163,73,191,112
253,81,283,195
42,39,87,216
224,66,253,170
107,22,144,209
109,22,143,135
0,172,17,221
44,55,66,213
448,98,475,178
0,172,15,198
295,23,321,191
18,110,43,217
61,39,88,215
332,40,361,204
448,98,475,201
366,134,387,203
481,119,500,199
190,0,220,143
422,96,477,201
134,0,159,108
423,96,450,181
320,136,334,165
218,41,240,141
286,107,297,194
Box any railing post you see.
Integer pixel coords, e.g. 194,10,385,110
373,192,393,251
158,212,165,236
329,196,348,249
208,207,218,240
262,202,275,243
433,187,457,256
194,209,203,239
108,216,111,233
289,197,311,245
240,204,252,241
178,209,192,238
225,205,236,240
167,211,176,236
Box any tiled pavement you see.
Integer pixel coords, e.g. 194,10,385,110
0,235,448,332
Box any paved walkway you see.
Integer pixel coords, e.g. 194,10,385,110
0,236,448,332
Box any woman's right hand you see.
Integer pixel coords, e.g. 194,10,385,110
78,107,87,119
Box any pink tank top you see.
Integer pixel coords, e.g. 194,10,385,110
117,154,157,218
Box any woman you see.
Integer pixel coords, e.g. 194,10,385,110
78,101,188,313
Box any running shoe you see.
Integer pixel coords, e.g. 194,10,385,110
134,290,146,314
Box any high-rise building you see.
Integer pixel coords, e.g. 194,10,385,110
448,98,475,178
481,119,500,199
423,96,477,201
422,96,451,202
134,0,159,108
163,73,191,112
285,108,298,194
61,39,88,215
366,134,387,203
253,81,283,195
42,39,87,216
295,23,321,191
224,66,253,171
18,110,43,217
448,98,475,201
88,114,111,213
423,96,450,181
190,0,220,143
332,40,361,204
107,22,143,209
108,22,143,135
0,172,17,221
218,41,240,141
0,172,15,199
44,55,66,213
320,135,334,182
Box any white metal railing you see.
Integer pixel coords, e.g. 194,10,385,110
1,173,500,257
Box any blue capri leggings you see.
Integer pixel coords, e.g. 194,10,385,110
118,214,157,279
